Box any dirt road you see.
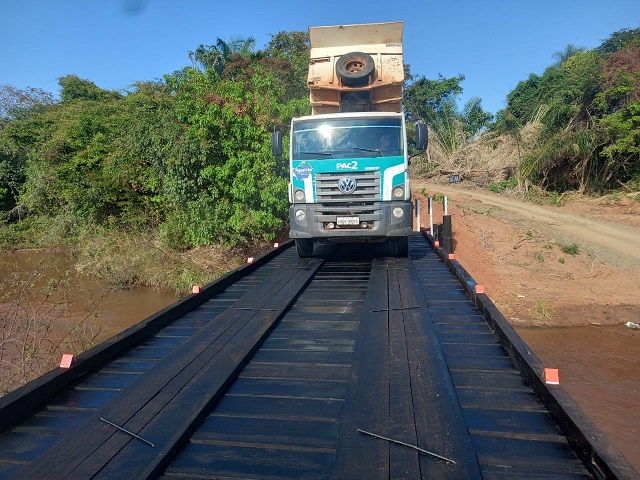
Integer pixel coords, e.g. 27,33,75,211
415,182,640,264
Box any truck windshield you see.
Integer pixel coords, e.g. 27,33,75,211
292,117,403,160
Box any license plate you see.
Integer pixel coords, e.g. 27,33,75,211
337,216,360,226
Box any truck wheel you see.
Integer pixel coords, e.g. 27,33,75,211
336,51,375,87
295,239,314,258
390,237,409,258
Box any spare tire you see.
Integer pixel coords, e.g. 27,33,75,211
336,51,375,87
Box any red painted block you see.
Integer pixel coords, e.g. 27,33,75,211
544,368,560,385
475,284,485,294
60,354,74,369
192,285,201,294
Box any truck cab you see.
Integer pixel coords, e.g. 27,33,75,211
288,111,413,257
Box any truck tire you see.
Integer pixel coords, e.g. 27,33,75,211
336,51,375,87
295,239,314,258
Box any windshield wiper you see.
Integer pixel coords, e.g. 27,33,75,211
349,147,382,156
300,151,334,157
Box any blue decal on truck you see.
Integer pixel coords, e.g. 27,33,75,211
293,162,313,180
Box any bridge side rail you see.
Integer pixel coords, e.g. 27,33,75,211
422,228,638,480
0,241,293,431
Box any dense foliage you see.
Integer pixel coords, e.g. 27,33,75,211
404,73,493,155
0,32,310,249
494,28,640,192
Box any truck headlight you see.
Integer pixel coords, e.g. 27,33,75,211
392,207,404,219
393,186,404,198
294,189,305,202
295,209,306,221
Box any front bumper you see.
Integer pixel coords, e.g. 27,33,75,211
289,201,413,241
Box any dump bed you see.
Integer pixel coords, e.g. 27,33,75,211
308,22,404,114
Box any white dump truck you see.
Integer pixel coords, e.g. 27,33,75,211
272,22,427,257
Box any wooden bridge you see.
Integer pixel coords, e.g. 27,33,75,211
0,232,637,479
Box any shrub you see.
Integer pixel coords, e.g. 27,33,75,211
488,177,517,193
559,243,580,255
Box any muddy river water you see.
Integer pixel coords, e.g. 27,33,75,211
517,325,640,471
1,251,638,471
0,250,178,353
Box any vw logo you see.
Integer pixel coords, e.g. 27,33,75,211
338,177,357,194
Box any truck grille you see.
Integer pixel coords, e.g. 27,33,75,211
315,171,381,221
315,171,380,202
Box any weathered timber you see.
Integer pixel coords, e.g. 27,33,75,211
20,257,322,479
424,229,638,480
0,241,294,431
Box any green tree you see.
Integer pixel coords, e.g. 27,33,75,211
263,30,310,101
404,74,492,155
595,39,640,188
552,44,585,66
494,28,640,192
0,86,55,214
461,97,493,139
159,67,290,247
59,75,122,103
596,28,640,55
0,30,318,250
0,85,54,121
403,74,465,123
188,36,256,75
20,95,125,222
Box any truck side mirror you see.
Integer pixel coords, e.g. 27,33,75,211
271,129,283,157
415,121,428,151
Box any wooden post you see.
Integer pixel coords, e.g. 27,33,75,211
442,214,453,255
428,197,433,235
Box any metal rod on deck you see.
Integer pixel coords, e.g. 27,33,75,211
100,418,155,448
357,429,456,464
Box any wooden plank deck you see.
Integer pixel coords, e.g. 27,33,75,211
0,235,636,479
19,260,322,479
165,255,371,480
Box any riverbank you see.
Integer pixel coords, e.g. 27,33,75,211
0,233,284,393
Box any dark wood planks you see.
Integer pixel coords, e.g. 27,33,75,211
331,261,390,479
332,256,482,479
20,258,322,479
165,257,369,479
423,231,639,479
5,234,637,479
387,261,421,479
397,257,483,480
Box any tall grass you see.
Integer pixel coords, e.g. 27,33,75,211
0,253,102,394
410,121,545,192
74,226,245,294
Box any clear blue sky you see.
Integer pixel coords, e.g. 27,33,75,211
1,0,638,115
